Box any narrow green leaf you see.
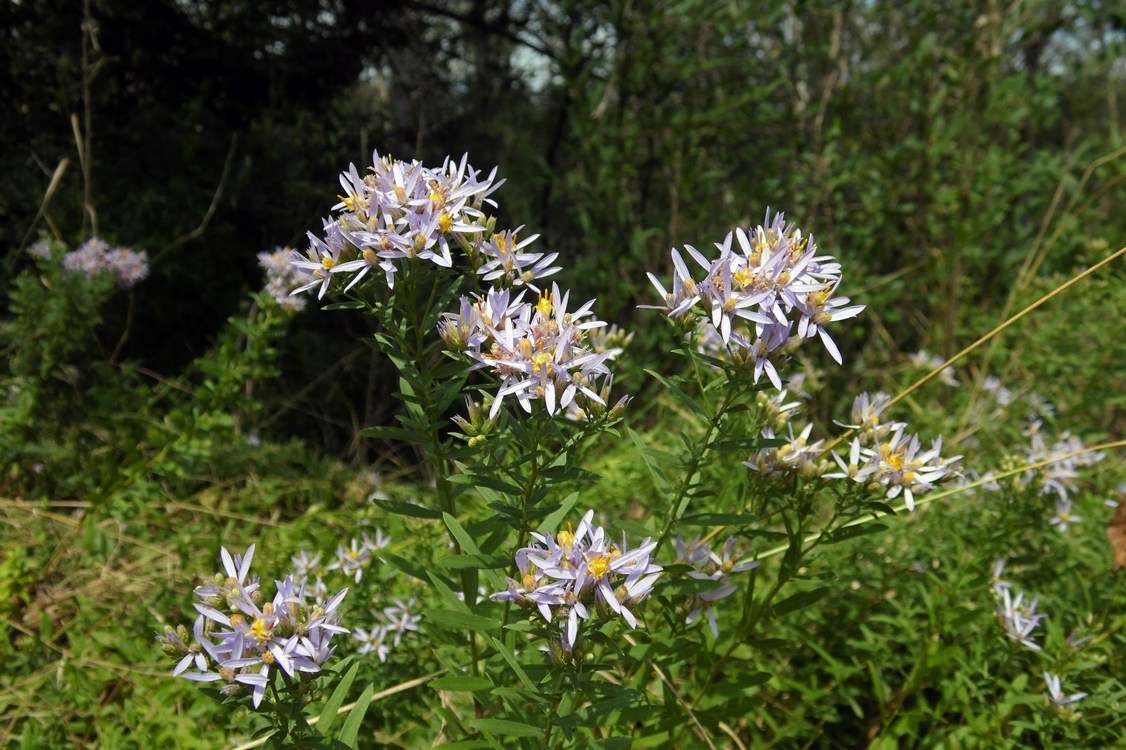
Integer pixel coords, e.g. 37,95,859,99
447,474,524,496
771,587,830,618
336,683,373,746
373,499,442,520
627,427,671,494
670,347,732,371
644,368,706,418
489,636,537,691
828,523,887,544
470,718,542,738
443,512,483,556
438,554,508,570
317,661,358,735
430,676,494,692
540,492,579,536
382,552,434,581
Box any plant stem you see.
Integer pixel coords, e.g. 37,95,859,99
654,384,741,555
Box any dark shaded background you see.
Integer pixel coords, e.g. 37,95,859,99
3,0,1124,459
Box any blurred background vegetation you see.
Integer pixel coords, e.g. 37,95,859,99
3,0,1123,463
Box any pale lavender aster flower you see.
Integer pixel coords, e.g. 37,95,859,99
1044,672,1087,708
997,588,1045,651
353,625,391,662
1049,499,1083,532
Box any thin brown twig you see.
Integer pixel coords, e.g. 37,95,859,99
153,134,238,265
15,158,69,259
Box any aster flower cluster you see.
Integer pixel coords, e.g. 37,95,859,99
258,247,313,312
440,284,626,419
61,237,149,289
989,560,1047,651
291,151,515,297
491,510,663,660
674,536,759,638
643,210,863,389
824,392,960,511
908,350,960,387
290,532,420,663
745,422,829,479
324,529,392,584
157,545,348,709
1018,419,1104,532
744,387,833,479
353,597,421,663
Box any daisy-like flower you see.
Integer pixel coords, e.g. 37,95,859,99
990,559,1012,597
194,544,260,607
327,534,387,583
294,150,503,299
996,588,1045,651
1044,672,1087,714
1023,428,1104,504
476,228,561,290
643,210,864,385
1049,498,1083,532
835,392,905,439
444,283,622,420
870,428,960,511
162,545,349,709
353,625,391,662
382,597,421,646
823,436,879,483
491,510,663,661
290,221,350,299
289,550,322,581
675,536,759,638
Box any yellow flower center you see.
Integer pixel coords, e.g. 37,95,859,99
587,554,611,579
532,351,554,376
248,617,272,644
536,291,554,318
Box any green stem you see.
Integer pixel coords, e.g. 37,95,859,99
399,266,480,676
654,384,741,555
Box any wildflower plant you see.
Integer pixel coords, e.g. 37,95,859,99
140,149,1121,747
158,545,359,745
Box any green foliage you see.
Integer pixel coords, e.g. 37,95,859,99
2,0,1125,746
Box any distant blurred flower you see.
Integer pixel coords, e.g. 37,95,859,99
1049,498,1083,532
996,588,1045,651
258,247,313,312
909,350,959,386
62,237,149,289
1044,672,1087,713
